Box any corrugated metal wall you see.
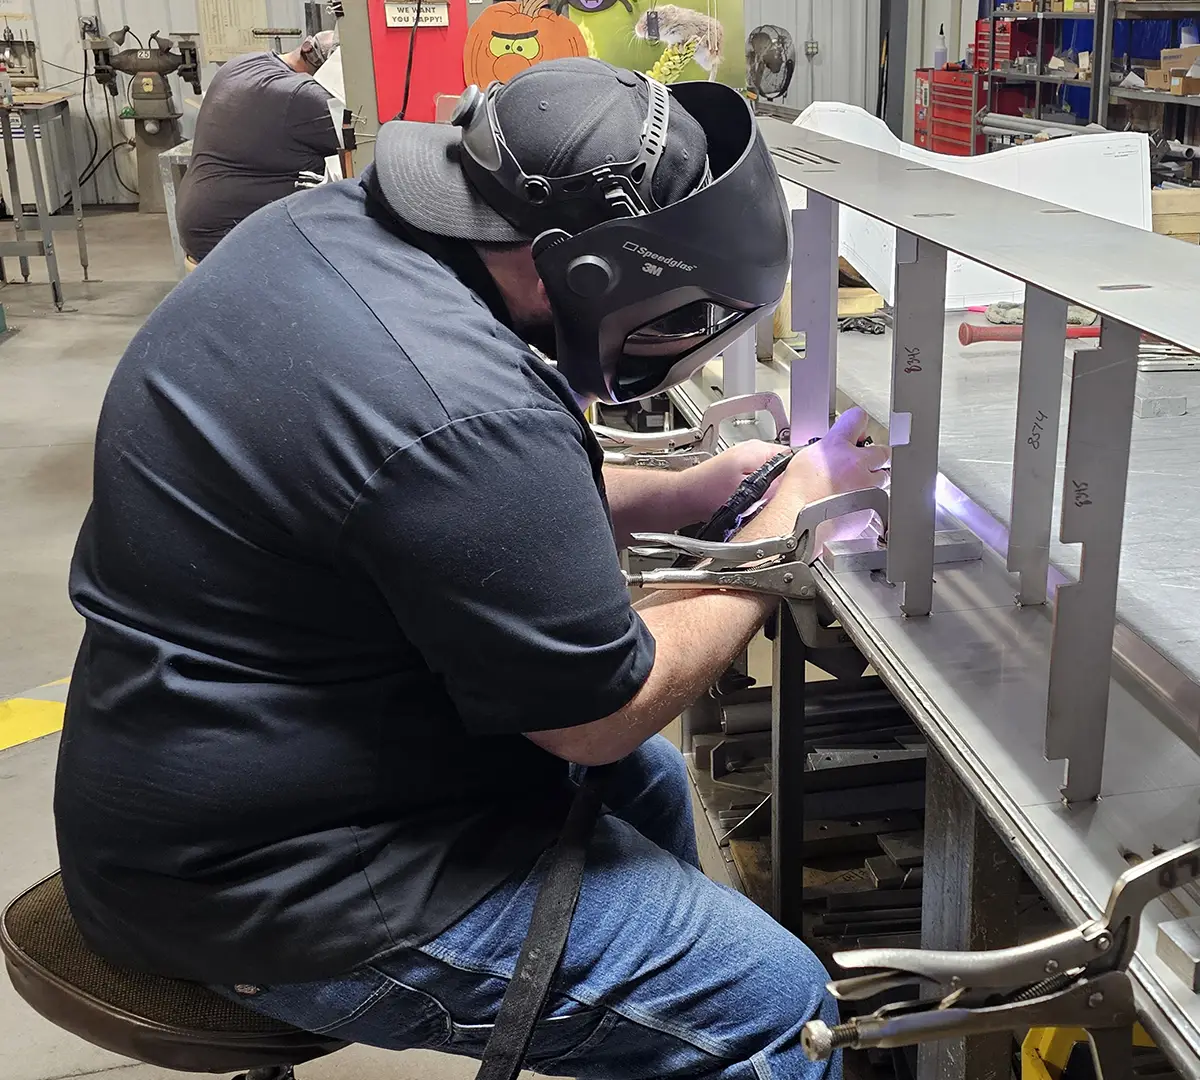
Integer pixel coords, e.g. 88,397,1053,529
742,0,880,115
23,0,307,205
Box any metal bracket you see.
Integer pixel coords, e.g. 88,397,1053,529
789,195,839,443
885,232,948,617
1046,318,1141,803
1008,286,1068,607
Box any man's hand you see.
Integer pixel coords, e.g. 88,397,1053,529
775,407,888,508
676,439,787,522
745,406,889,551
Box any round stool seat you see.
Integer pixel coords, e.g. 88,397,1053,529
1,872,346,1073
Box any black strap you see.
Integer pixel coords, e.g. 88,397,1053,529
474,769,606,1080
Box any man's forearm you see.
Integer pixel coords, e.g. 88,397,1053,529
603,465,708,547
526,490,801,765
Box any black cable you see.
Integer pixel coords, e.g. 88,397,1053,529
102,89,138,197
79,49,100,185
41,58,87,77
394,0,423,120
78,143,120,188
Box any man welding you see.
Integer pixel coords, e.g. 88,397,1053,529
57,58,888,1080
174,30,340,262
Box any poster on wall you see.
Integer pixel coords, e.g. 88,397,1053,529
463,0,744,91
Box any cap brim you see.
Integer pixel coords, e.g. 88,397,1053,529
374,120,528,244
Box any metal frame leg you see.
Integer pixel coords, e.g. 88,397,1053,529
886,232,947,617
1046,319,1140,803
160,154,188,280
1008,286,1068,606
771,601,807,932
917,749,1020,1080
54,102,89,281
721,328,758,407
21,108,63,309
789,194,839,444
0,109,29,282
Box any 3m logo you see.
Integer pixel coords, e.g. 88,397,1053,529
642,262,663,277
622,240,696,272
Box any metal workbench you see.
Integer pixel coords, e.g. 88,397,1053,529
0,93,88,311
676,121,1200,1078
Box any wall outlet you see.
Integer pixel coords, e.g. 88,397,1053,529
804,39,819,58
79,15,100,40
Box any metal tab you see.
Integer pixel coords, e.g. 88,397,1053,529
1007,286,1068,606
789,195,838,444
824,529,981,573
885,232,947,617
1046,318,1141,803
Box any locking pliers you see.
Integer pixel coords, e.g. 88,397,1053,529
596,392,791,471
625,486,890,604
801,839,1200,1080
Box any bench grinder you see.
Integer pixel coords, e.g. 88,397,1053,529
87,28,201,214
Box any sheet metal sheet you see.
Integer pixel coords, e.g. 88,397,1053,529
761,120,1200,356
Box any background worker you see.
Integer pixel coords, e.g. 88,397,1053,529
57,59,887,1080
174,31,340,262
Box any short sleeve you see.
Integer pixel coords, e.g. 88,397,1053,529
337,407,656,735
288,81,340,157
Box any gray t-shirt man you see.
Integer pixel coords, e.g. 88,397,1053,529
176,50,339,261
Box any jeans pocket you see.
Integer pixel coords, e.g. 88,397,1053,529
448,997,609,1066
328,968,454,1049
220,968,395,1036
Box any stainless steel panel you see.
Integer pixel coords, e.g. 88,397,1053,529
1007,286,1068,607
886,232,947,617
1046,320,1141,803
764,122,1200,356
789,198,838,443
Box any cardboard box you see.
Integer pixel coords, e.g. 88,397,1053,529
1146,67,1172,90
1012,1,1036,10
1171,72,1200,96
1161,45,1200,71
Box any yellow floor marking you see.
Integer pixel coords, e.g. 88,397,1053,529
0,698,65,752
45,677,70,687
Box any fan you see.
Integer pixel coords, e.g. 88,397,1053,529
745,24,795,101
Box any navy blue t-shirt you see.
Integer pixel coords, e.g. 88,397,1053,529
54,171,655,984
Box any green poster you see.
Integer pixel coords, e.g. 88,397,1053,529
561,0,745,89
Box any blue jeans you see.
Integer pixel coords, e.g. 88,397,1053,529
218,736,841,1080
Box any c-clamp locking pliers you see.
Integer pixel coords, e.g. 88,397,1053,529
625,486,890,648
595,392,791,471
800,839,1200,1080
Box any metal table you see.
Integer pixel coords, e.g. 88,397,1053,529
158,139,192,279
670,121,1200,1079
0,93,88,311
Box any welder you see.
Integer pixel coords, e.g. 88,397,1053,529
57,57,887,1080
174,30,340,262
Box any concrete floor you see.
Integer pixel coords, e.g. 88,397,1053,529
0,212,525,1080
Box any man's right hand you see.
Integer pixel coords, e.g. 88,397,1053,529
778,406,890,508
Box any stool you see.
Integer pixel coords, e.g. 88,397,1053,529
1,871,347,1078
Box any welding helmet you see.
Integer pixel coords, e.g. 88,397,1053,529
375,59,791,404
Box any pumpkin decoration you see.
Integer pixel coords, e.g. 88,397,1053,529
463,0,589,86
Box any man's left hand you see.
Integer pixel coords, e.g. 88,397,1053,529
680,440,787,520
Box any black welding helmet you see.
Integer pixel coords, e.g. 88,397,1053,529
374,59,791,404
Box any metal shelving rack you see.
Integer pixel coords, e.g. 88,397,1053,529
985,6,1096,128
1094,0,1200,124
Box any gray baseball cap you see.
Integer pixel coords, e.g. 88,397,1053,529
373,58,710,243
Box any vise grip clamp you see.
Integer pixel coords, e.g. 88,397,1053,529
625,486,889,649
801,839,1200,1080
596,392,790,471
